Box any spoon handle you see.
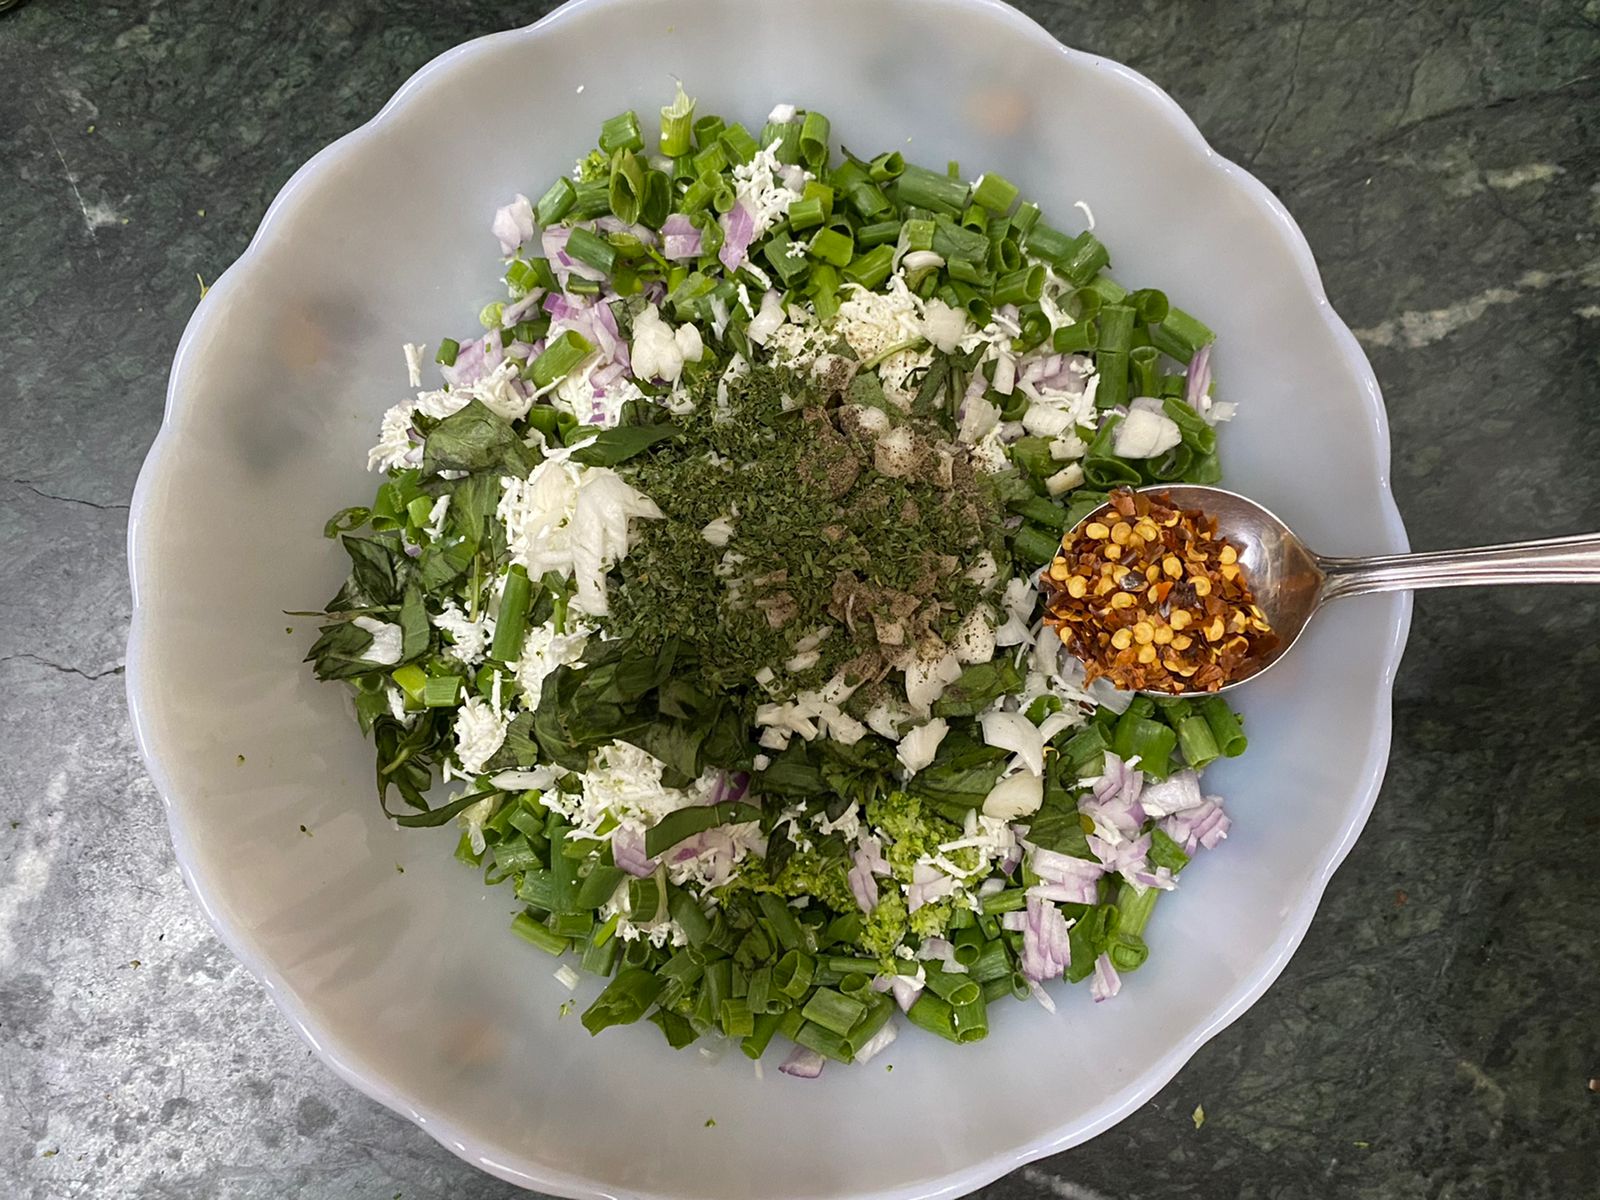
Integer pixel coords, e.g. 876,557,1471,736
1317,532,1600,600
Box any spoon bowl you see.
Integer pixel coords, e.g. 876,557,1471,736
1066,484,1600,698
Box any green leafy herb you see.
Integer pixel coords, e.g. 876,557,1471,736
930,658,1025,717
422,400,538,478
567,423,681,467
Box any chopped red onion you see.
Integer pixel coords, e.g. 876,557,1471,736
592,361,628,389
540,225,570,264
541,226,606,282
501,289,546,327
587,312,618,360
1127,865,1178,891
1087,831,1176,894
1138,769,1203,817
1026,841,1103,901
852,1019,898,1064
708,769,750,806
1161,796,1231,854
914,936,968,974
1091,953,1121,1002
661,213,703,260
660,825,750,889
1079,752,1146,841
888,973,924,1012
719,201,756,272
1087,831,1141,868
1090,751,1134,802
848,840,884,913
491,193,534,256
1036,353,1089,394
1027,879,1099,905
1028,845,1106,887
1020,894,1073,982
1000,911,1028,932
846,859,879,914
779,1046,825,1078
856,835,890,876
611,825,655,878
906,863,959,913
1000,834,1023,876
440,334,490,387
1185,342,1213,411
1196,804,1231,849
915,936,953,960
482,334,504,374
663,232,702,259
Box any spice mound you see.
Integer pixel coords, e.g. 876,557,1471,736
1041,488,1276,693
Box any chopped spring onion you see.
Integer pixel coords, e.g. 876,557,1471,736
528,330,594,388
798,111,830,170
894,163,968,215
598,110,644,155
659,83,696,157
512,912,569,956
535,176,576,226
1200,695,1247,756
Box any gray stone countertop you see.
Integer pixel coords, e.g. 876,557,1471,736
2,2,1596,1197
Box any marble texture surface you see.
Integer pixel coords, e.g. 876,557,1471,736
2,1,1596,1197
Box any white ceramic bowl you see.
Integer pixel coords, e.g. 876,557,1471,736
128,1,1411,1196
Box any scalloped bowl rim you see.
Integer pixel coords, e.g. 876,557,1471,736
127,2,1411,1196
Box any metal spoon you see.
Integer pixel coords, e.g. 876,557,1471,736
1068,484,1600,697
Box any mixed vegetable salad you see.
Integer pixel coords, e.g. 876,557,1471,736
307,88,1244,1076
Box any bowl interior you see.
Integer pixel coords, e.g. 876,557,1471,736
130,1,1408,1197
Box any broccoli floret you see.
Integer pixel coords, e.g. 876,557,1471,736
719,793,974,963
576,149,610,182
728,842,858,916
861,791,970,944
774,846,855,914
866,791,962,877
857,888,909,960
909,897,955,939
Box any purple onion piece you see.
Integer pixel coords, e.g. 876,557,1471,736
719,202,756,272
779,1046,825,1079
